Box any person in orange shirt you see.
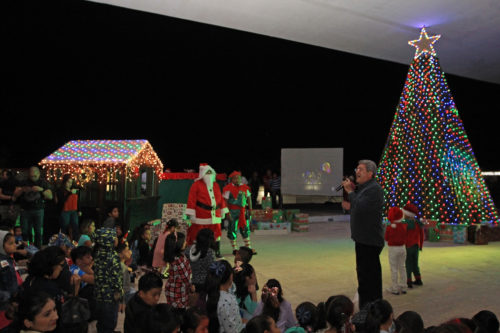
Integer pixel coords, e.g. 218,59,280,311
55,174,81,242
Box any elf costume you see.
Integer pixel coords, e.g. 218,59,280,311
402,203,424,288
223,171,254,254
185,163,228,258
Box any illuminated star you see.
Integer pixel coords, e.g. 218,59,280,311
408,27,441,59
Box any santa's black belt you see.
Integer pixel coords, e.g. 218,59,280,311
196,201,220,210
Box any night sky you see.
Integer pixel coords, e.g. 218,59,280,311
2,0,500,178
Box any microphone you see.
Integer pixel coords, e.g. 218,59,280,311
335,184,344,192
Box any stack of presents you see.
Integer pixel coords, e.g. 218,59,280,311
146,203,189,243
424,219,500,245
250,196,309,233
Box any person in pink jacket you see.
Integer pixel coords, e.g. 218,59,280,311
152,219,179,277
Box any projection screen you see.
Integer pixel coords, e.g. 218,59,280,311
281,148,343,196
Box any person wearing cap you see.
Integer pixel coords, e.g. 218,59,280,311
185,163,229,258
341,159,384,310
223,171,255,254
401,203,424,288
384,207,408,295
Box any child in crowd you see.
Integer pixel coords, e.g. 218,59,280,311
317,295,354,333
124,272,163,333
363,299,395,333
472,310,499,333
284,302,320,333
69,245,95,288
186,228,216,300
70,245,96,321
164,231,193,313
385,206,408,295
206,260,245,333
395,311,424,333
12,225,37,262
253,279,296,332
116,242,135,304
402,203,424,288
152,219,179,277
181,307,209,333
235,246,255,265
78,219,96,247
102,205,120,228
234,262,258,320
130,223,152,268
0,230,23,332
145,303,181,333
48,232,75,266
243,315,281,333
93,227,124,333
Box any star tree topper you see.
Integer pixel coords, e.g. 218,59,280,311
408,27,441,59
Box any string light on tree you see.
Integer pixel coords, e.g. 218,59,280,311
377,27,499,225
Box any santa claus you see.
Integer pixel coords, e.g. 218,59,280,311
185,163,228,258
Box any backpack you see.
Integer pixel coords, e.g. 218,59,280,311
60,290,91,332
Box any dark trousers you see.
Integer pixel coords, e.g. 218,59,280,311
271,189,283,209
20,208,44,248
406,244,421,281
60,210,80,241
355,242,383,309
95,301,119,333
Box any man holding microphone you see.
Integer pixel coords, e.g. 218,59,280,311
342,160,385,310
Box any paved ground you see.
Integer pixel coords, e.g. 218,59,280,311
107,211,500,332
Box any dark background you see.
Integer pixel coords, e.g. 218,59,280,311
2,0,500,180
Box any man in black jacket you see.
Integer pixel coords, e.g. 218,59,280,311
342,160,385,310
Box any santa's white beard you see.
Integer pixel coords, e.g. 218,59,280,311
203,175,215,186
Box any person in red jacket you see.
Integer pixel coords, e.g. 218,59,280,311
185,163,229,258
402,203,424,288
384,206,408,295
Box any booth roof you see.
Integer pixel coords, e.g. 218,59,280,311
40,139,159,165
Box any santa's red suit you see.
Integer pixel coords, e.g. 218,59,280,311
185,164,228,246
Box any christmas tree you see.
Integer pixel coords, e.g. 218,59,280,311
377,27,499,224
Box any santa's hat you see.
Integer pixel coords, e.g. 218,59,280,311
229,171,242,178
402,203,419,218
196,163,216,181
388,206,404,226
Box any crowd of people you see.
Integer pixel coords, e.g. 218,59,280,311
0,165,498,333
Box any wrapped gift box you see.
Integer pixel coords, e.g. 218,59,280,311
285,209,300,221
438,224,453,241
272,210,285,223
162,203,188,233
292,223,309,232
428,228,440,242
251,209,272,222
257,222,291,232
452,225,468,244
261,196,272,210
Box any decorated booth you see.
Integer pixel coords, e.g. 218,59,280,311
40,139,163,231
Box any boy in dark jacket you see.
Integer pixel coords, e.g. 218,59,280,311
124,272,163,333
94,227,123,333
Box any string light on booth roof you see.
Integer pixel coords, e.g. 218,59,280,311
378,28,499,225
40,140,164,185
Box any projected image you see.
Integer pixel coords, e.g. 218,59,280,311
282,148,343,196
322,162,332,174
302,162,332,190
